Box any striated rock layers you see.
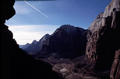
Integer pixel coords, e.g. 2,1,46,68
86,0,120,72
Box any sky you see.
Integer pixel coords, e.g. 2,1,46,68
6,0,111,45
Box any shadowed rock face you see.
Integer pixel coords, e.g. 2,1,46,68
48,25,87,58
86,0,120,72
34,25,87,58
110,49,120,79
1,0,63,79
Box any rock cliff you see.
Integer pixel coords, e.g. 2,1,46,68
34,25,87,58
86,0,120,72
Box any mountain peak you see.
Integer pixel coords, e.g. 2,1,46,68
32,40,38,44
60,25,75,28
39,34,50,42
60,25,76,31
53,25,79,35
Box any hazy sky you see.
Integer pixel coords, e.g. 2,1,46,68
6,0,111,45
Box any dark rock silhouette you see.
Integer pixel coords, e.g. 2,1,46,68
22,34,51,55
48,25,87,58
86,0,120,73
0,0,15,24
22,40,40,55
22,25,87,58
1,0,63,79
19,43,31,49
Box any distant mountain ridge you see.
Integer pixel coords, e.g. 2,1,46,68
20,34,51,55
19,43,30,49
21,25,87,58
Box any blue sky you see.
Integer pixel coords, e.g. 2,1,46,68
6,0,111,45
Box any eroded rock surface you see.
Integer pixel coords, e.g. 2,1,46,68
86,0,120,72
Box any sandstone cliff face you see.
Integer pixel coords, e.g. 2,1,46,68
86,0,120,72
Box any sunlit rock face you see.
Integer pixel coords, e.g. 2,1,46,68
86,0,120,71
103,0,120,17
